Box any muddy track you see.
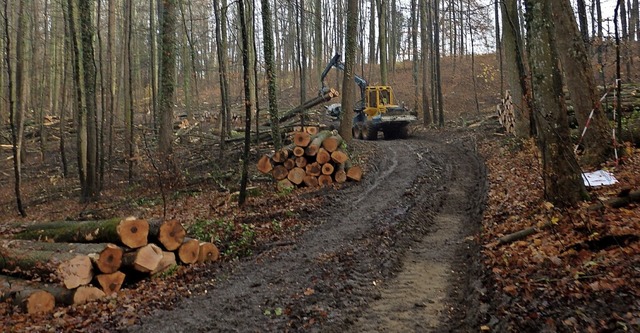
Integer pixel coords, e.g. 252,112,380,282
128,130,487,333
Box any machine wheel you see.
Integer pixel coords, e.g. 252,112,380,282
365,125,378,140
382,129,396,140
352,126,363,140
397,126,409,139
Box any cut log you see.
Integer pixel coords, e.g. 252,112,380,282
272,165,289,181
14,217,149,249
264,88,339,126
197,242,220,263
305,131,332,156
151,251,177,276
148,219,186,251
95,271,126,295
287,167,306,185
0,246,93,289
305,162,322,177
305,126,319,135
295,156,308,168
334,164,347,183
293,131,312,147
177,238,200,264
346,165,363,181
292,146,306,157
277,179,295,191
330,150,349,164
322,134,343,152
122,243,163,273
283,158,296,170
303,175,319,188
588,190,640,210
318,175,333,186
57,255,94,289
257,155,273,174
321,163,335,175
45,285,106,306
272,146,292,163
0,240,123,274
316,148,331,164
0,275,55,315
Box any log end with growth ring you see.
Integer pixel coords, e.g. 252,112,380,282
58,255,93,289
93,243,123,274
95,271,126,295
197,242,220,263
117,218,149,249
72,286,106,305
16,289,55,315
158,219,187,251
178,238,200,264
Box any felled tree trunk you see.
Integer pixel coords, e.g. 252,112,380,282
1,240,123,274
95,271,126,295
148,219,186,251
44,285,106,306
14,217,149,248
197,242,220,263
177,238,200,264
0,246,93,289
0,275,55,315
122,243,163,273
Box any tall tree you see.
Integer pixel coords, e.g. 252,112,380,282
552,0,612,167
339,0,359,143
434,0,444,127
377,0,388,84
237,0,252,206
576,0,589,46
525,0,587,206
298,0,308,103
501,0,533,136
158,0,176,162
420,0,431,125
6,0,27,216
261,0,282,150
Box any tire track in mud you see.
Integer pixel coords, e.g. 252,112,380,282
129,132,486,333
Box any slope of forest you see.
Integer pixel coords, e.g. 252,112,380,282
0,40,639,332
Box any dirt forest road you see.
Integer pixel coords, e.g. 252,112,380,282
129,129,488,333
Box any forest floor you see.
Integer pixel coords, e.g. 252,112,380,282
1,110,638,332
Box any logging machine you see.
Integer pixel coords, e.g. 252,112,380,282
320,53,417,140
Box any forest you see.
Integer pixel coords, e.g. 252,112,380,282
0,0,639,331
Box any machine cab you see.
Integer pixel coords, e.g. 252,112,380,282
364,86,395,119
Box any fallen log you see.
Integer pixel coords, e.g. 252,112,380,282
331,150,349,164
45,285,105,306
334,164,347,184
321,134,343,152
346,164,363,182
0,246,93,289
305,162,322,177
293,131,312,147
0,275,55,315
197,242,220,263
177,238,200,264
321,163,335,175
272,165,289,181
265,88,339,126
303,175,319,187
95,271,126,295
316,148,331,165
148,219,186,251
588,190,640,210
151,251,177,276
497,221,553,245
287,167,306,185
0,240,123,274
122,243,163,273
257,155,273,174
305,131,332,157
14,217,149,249
318,175,333,186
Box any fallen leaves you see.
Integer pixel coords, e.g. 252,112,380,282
479,139,640,331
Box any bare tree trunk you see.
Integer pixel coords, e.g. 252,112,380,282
158,0,176,162
411,0,419,113
238,0,251,206
377,0,388,84
434,0,444,127
525,0,587,207
6,0,27,216
552,0,612,167
339,0,359,143
420,0,431,125
213,0,231,157
261,0,282,150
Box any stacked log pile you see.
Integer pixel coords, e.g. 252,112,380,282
258,129,363,189
0,217,219,315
